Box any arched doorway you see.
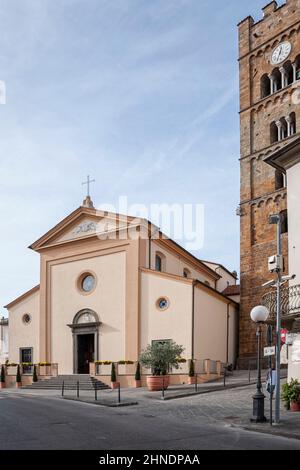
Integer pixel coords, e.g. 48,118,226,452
68,309,101,374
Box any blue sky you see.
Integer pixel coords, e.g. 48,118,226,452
0,0,279,309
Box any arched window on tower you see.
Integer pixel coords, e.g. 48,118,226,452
270,121,279,144
280,117,288,140
289,112,296,137
261,74,271,98
283,61,294,87
272,68,282,93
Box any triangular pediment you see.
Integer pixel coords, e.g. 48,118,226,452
29,206,140,251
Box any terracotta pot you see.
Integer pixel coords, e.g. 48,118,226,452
188,376,196,385
111,382,120,390
16,382,22,389
134,380,142,388
0,382,6,389
290,401,300,412
146,375,169,391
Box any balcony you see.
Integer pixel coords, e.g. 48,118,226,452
262,284,300,328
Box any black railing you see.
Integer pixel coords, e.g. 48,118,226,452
262,284,300,320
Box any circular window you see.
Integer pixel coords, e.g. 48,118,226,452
77,272,97,294
82,275,95,292
22,314,31,325
156,298,169,311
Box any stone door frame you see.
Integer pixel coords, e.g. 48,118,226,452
67,309,101,374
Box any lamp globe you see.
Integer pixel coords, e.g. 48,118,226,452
250,305,270,323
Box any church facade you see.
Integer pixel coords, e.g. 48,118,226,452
4,196,239,385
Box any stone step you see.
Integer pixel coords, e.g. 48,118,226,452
24,385,108,390
22,374,109,390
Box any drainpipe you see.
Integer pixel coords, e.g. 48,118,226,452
226,303,230,364
148,233,151,269
192,282,195,360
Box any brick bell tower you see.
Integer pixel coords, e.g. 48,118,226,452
238,0,300,365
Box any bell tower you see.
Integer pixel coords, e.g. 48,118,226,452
238,0,300,365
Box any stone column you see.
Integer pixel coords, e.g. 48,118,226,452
292,63,297,83
276,120,283,141
269,74,275,94
285,115,292,137
280,67,287,88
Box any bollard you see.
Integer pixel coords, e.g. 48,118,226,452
195,374,198,392
224,367,226,388
77,381,79,398
62,380,65,397
95,384,98,401
162,378,165,399
118,383,121,404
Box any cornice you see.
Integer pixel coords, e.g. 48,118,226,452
239,19,300,62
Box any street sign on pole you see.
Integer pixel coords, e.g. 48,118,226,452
264,346,276,357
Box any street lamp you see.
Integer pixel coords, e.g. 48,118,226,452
269,213,282,424
250,305,270,423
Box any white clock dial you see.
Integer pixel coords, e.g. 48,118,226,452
271,41,292,65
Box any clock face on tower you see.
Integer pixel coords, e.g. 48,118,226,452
271,41,292,65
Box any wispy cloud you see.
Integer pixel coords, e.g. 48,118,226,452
118,80,238,188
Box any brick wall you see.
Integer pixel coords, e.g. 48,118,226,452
238,0,299,361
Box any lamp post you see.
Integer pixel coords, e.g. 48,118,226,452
268,213,282,425
250,305,270,423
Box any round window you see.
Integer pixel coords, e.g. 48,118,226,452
81,275,95,293
157,298,169,311
22,314,31,325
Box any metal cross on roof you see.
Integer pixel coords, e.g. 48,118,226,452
82,175,95,198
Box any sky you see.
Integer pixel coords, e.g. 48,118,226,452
0,0,282,310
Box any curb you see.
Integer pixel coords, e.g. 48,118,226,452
159,381,257,401
232,423,300,442
61,396,138,407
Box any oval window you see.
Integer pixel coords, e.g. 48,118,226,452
156,298,169,311
81,275,95,293
22,314,31,325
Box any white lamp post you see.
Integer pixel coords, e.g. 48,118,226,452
250,305,270,423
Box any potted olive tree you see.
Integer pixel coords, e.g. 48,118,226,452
139,341,184,391
134,362,142,388
0,365,6,389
